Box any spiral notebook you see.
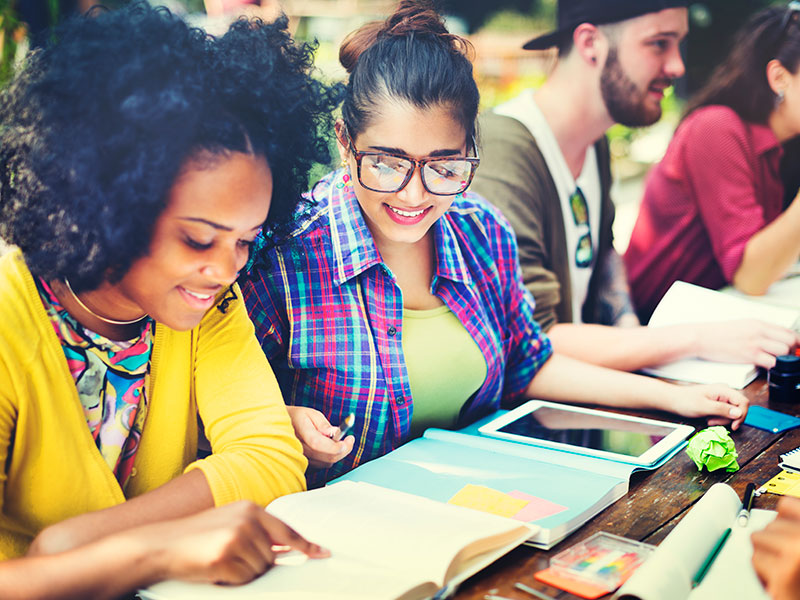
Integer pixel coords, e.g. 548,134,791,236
780,445,800,473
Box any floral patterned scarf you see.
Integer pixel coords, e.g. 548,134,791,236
36,278,153,488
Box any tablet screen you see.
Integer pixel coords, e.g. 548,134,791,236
496,406,677,457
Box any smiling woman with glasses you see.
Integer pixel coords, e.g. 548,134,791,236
242,0,750,488
626,2,800,321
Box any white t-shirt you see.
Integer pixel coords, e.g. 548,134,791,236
494,90,601,323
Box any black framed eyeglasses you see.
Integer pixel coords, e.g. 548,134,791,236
342,128,480,196
569,187,594,268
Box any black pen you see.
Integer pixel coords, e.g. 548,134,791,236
331,413,355,442
737,482,756,527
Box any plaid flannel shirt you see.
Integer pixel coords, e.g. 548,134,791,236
243,169,552,486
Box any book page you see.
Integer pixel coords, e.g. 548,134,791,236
689,509,774,600
266,481,531,583
141,481,531,600
142,551,416,600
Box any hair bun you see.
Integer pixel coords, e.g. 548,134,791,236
339,0,472,73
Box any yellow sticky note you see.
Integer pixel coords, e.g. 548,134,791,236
447,484,529,518
761,470,800,498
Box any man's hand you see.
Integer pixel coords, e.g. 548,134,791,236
752,497,800,600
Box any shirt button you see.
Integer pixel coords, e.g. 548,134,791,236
130,468,138,477
387,326,397,336
396,396,405,406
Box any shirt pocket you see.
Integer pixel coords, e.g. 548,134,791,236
286,302,375,370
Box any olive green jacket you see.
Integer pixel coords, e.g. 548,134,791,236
471,111,616,332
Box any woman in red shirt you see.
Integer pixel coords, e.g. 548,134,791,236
625,4,800,321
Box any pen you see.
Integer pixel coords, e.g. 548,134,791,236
331,413,355,442
692,527,731,587
737,482,756,527
514,582,559,600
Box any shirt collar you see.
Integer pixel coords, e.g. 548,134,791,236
750,120,783,156
325,169,384,286
324,169,472,287
433,203,472,286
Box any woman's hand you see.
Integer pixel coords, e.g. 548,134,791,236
752,497,800,600
286,406,354,468
668,383,748,430
688,319,799,369
148,500,329,585
11,501,329,600
525,353,749,428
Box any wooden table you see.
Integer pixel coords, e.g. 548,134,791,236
454,378,799,600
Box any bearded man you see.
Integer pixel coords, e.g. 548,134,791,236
471,0,796,372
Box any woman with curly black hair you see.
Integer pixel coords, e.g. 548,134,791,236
0,3,338,595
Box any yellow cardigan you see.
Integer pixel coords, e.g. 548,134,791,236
0,249,306,558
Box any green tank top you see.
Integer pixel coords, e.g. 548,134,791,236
403,305,488,439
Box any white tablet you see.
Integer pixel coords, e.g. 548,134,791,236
478,400,694,466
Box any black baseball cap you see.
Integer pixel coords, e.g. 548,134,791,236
523,0,689,50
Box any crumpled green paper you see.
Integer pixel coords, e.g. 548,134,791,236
686,426,739,472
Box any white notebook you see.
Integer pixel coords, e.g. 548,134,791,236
780,445,800,473
643,281,799,388
614,483,773,600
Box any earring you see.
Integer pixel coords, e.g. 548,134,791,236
339,157,348,167
777,89,786,105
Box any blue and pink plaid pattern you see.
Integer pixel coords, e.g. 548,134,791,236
243,169,552,486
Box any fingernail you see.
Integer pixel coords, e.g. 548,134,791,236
730,408,742,418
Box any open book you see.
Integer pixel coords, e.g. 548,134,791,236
643,281,799,388
613,483,773,600
139,481,534,600
333,422,680,549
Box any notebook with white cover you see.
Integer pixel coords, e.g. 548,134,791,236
614,483,773,600
780,445,800,473
643,281,799,388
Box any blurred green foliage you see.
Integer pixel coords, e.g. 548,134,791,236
0,1,23,87
441,0,548,33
